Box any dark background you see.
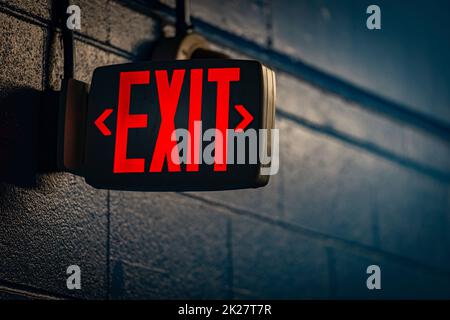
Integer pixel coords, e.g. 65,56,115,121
0,0,449,299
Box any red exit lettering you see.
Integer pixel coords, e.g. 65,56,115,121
111,68,241,174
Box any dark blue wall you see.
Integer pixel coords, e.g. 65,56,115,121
0,0,449,299
271,0,450,125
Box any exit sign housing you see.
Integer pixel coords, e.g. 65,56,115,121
83,59,276,191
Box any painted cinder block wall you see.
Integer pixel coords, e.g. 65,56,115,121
0,0,449,299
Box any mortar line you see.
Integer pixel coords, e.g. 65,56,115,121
0,281,71,300
277,108,450,185
179,192,450,279
0,2,135,60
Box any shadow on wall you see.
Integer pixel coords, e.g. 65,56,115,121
0,87,59,187
0,2,170,189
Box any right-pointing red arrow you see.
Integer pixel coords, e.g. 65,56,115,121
94,108,113,136
234,104,253,132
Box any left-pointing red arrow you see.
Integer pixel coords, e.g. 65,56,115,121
95,109,113,136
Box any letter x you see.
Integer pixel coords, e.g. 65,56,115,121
150,69,185,172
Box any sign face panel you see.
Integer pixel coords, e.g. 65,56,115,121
84,59,276,191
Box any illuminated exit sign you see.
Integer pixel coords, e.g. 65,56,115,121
84,60,277,191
